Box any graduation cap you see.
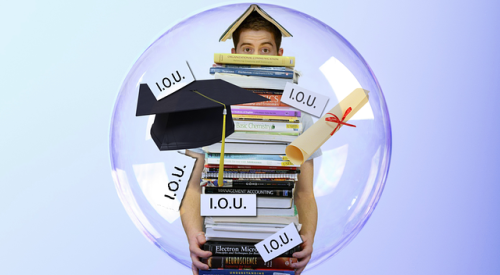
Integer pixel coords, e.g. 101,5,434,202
219,4,292,42
136,79,269,151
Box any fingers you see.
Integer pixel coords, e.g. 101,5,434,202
189,234,212,258
196,232,207,246
191,263,199,275
191,252,209,270
295,265,306,275
292,254,311,269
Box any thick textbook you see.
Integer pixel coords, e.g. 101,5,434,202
227,132,299,143
202,142,287,155
235,94,290,107
204,164,299,171
202,172,298,180
201,256,297,270
199,269,295,275
234,121,303,133
214,73,295,90
202,179,296,188
210,66,295,79
232,106,301,117
203,241,299,257
204,188,293,197
214,53,295,67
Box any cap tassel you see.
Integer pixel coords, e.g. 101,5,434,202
192,90,227,186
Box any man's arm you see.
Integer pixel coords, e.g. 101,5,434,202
180,150,211,275
291,159,317,275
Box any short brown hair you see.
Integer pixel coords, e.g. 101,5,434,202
233,12,282,50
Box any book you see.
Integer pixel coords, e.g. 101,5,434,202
231,106,301,117
204,188,293,197
219,4,292,42
209,66,295,79
203,241,300,257
199,269,295,275
202,179,296,188
245,88,284,95
235,94,290,107
234,121,303,133
207,153,289,161
201,256,297,270
204,164,299,171
201,172,298,180
205,212,298,226
205,157,298,167
203,168,300,174
202,142,287,155
214,73,296,90
214,53,295,67
227,132,299,143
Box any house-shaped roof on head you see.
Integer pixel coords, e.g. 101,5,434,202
219,4,292,42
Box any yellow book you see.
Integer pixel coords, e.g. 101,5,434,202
214,53,295,67
233,114,300,122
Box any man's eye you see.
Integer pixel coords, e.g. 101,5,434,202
242,47,253,53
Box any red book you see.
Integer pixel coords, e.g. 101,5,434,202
236,93,289,107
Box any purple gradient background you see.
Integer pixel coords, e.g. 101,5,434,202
1,0,499,274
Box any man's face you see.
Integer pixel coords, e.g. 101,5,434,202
232,29,284,56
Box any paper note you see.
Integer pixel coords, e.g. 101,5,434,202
285,88,369,165
141,60,195,100
255,223,303,262
200,194,257,216
281,83,330,117
133,152,196,214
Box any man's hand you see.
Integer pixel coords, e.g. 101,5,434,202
188,232,212,275
291,234,314,275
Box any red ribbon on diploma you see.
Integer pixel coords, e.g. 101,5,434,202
325,107,356,136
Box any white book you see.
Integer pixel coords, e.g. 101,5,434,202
234,121,303,133
202,142,287,155
228,132,299,143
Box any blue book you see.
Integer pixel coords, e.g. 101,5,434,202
209,66,295,79
199,270,294,275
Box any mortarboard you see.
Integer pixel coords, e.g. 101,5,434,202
219,4,292,42
136,79,269,151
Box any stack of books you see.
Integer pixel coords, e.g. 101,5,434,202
199,53,302,275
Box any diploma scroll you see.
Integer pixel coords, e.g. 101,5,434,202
285,88,370,165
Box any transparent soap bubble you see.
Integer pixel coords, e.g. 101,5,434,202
110,3,391,272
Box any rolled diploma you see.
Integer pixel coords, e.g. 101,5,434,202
285,88,370,165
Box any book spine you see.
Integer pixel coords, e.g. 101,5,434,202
214,64,291,71
214,53,295,67
202,256,297,270
234,121,303,133
199,270,295,275
203,179,296,188
204,168,300,174
231,109,301,117
245,88,284,95
236,94,290,107
209,67,294,79
205,158,296,167
204,188,293,197
203,242,300,257
204,164,299,171
207,153,288,161
202,173,298,181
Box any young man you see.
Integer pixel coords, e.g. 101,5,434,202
180,13,318,275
